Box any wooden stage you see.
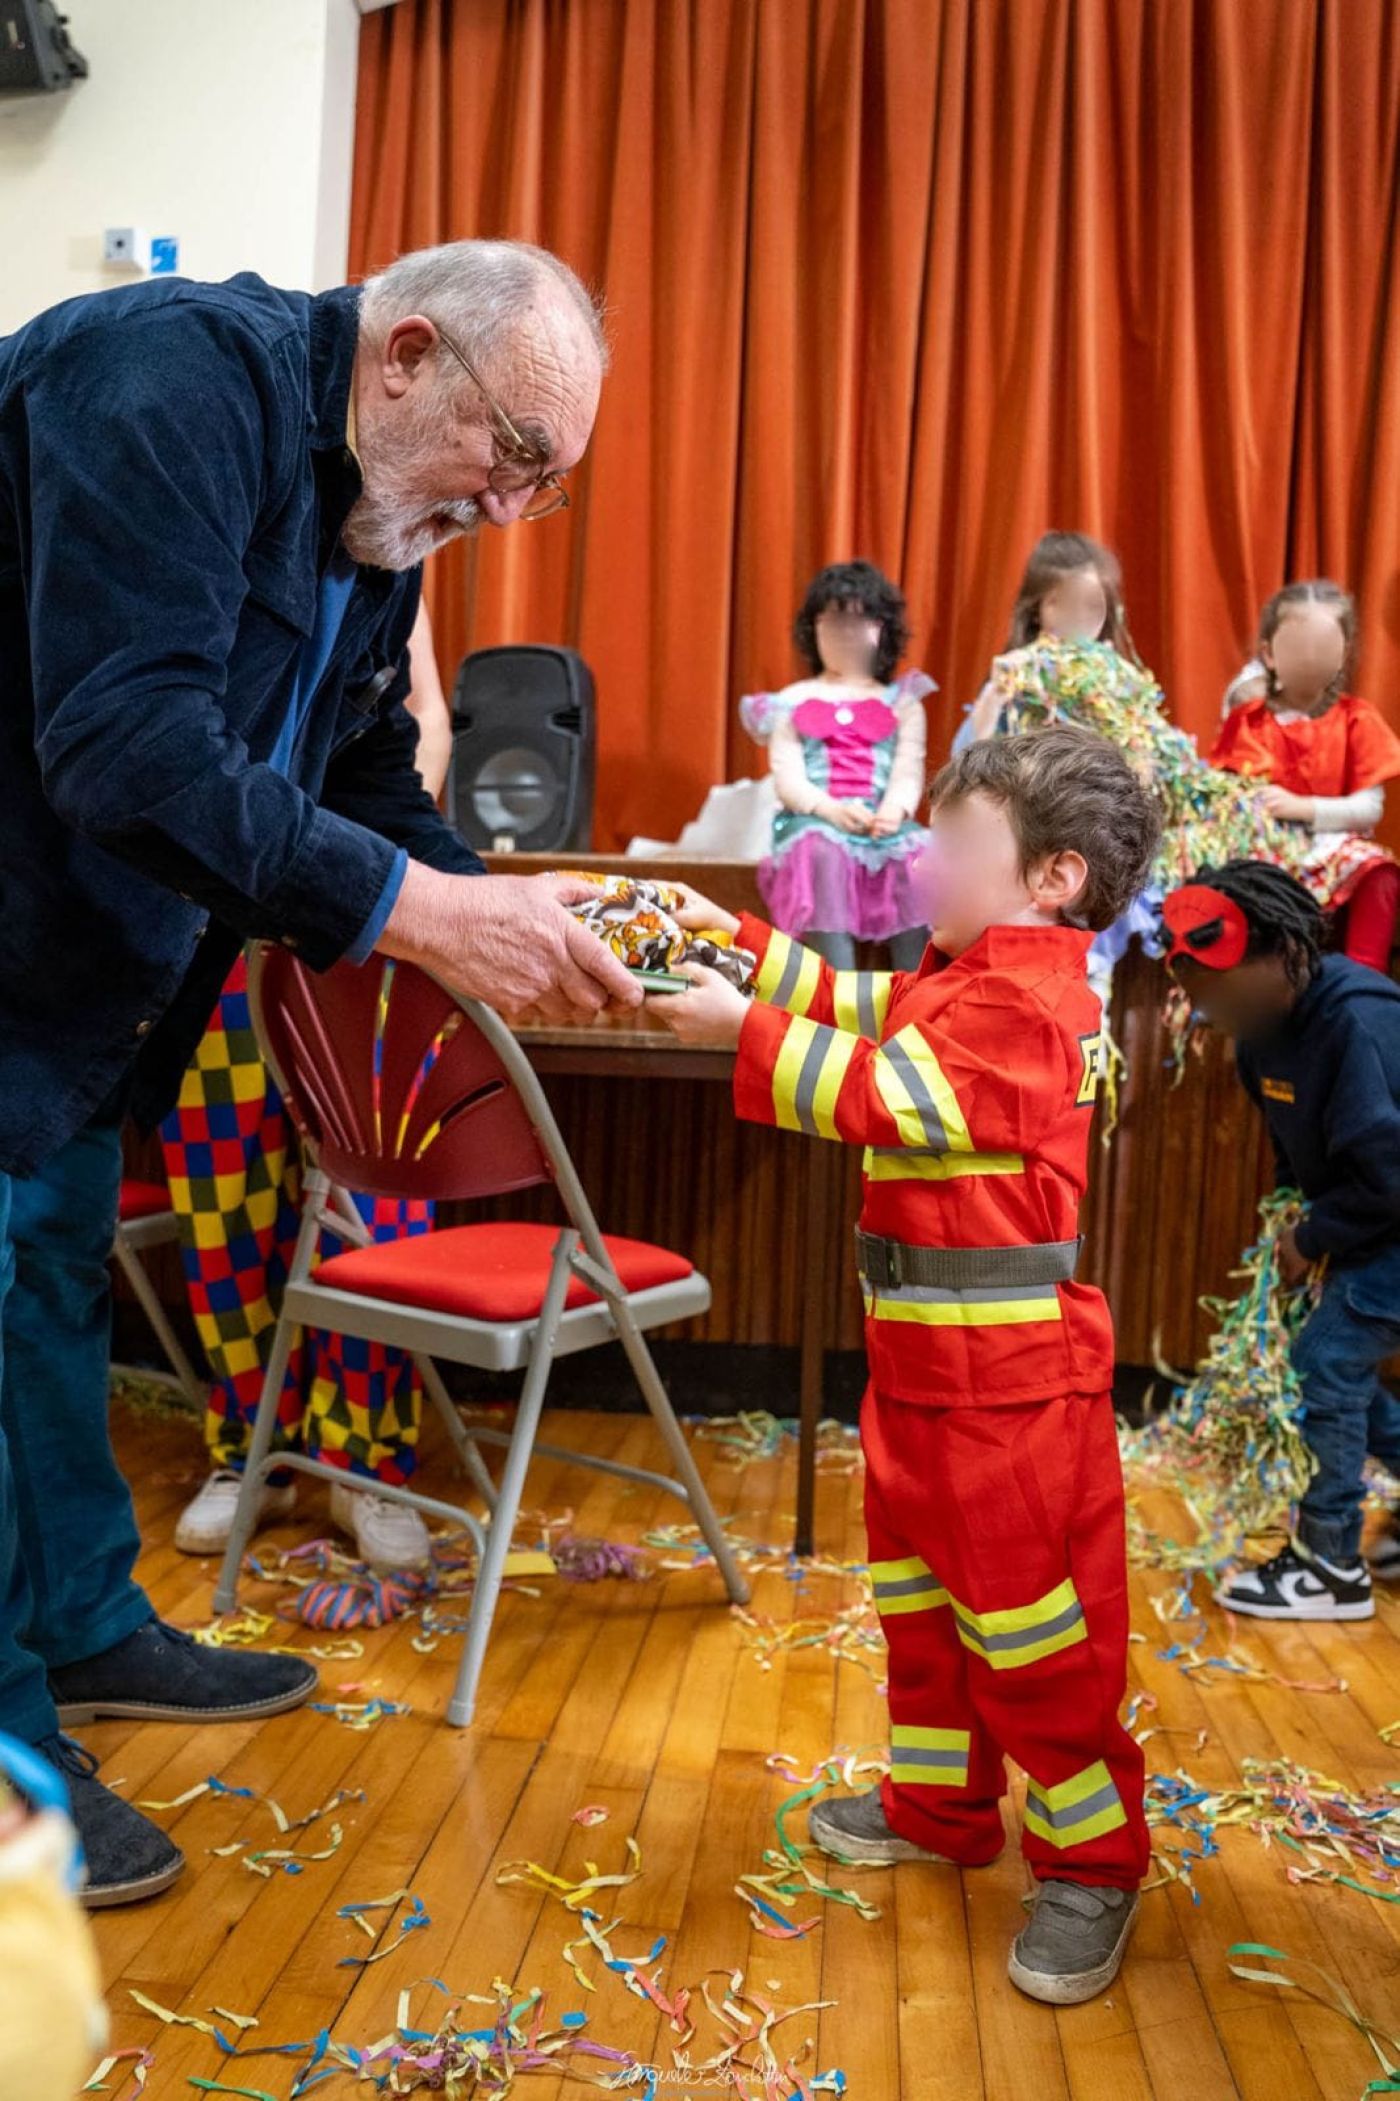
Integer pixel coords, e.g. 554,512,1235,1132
88,1392,1400,2101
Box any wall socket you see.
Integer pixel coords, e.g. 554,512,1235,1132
102,226,144,267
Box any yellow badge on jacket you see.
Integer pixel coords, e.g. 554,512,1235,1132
1076,1031,1105,1107
1260,1077,1296,1104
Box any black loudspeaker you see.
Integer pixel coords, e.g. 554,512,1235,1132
447,644,596,854
0,3,87,92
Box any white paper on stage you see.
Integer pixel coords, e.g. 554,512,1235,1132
626,774,776,861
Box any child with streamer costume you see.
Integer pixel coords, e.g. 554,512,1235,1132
648,726,1161,2006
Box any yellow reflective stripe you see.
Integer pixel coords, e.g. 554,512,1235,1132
756,931,823,1016
869,1025,973,1152
1024,1760,1127,1848
863,1147,1024,1182
863,1289,1063,1329
771,1017,856,1139
946,1576,1087,1671
890,1723,970,1786
832,971,894,1039
870,1555,949,1615
956,1577,1080,1639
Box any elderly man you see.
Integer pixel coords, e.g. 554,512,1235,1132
0,238,636,1904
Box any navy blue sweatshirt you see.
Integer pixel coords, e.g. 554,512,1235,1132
1237,955,1400,1265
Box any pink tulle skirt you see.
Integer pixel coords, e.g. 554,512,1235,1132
759,828,927,940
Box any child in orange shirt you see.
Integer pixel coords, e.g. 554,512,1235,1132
1211,581,1400,971
651,726,1161,2005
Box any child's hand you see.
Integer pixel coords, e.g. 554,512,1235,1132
1275,1225,1312,1289
1257,785,1316,825
829,800,875,835
645,963,749,1047
664,882,741,940
868,809,904,839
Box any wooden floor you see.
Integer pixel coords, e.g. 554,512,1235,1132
87,1396,1400,2101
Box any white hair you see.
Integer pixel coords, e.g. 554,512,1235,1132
357,238,609,380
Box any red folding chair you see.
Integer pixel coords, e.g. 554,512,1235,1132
213,948,750,1726
111,1177,206,1410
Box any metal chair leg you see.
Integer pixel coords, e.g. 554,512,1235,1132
415,1354,499,1511
445,1229,577,1728
211,1304,300,1614
111,1232,206,1410
607,1292,752,1607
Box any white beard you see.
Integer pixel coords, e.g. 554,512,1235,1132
341,490,483,572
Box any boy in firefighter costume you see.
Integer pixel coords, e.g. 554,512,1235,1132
649,725,1161,2004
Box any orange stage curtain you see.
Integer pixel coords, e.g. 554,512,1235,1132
350,0,1400,853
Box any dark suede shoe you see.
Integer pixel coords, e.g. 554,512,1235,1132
49,1616,318,1725
35,1734,185,1909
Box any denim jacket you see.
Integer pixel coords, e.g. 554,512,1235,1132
0,273,483,1173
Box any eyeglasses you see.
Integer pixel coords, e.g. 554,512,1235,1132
434,327,571,522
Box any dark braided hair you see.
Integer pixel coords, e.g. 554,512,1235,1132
1194,859,1324,987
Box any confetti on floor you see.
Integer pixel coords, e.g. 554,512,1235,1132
688,1410,864,1476
1146,1758,1400,1909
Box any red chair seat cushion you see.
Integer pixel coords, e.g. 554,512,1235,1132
314,1221,694,1324
118,1179,173,1223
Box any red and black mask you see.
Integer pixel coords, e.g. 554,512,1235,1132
1161,884,1250,972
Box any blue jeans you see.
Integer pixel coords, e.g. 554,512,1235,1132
0,1105,152,1742
1292,1241,1400,1561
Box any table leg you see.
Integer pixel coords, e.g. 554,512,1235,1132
794,1137,828,1557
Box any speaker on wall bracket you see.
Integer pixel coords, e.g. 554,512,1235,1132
446,644,596,855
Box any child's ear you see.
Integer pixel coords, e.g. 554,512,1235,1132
1032,849,1090,917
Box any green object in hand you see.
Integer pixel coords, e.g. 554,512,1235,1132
629,969,692,994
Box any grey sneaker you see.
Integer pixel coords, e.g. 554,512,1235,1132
1009,1879,1139,2004
808,1787,957,1866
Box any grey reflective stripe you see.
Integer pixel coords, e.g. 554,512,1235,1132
1026,1779,1121,1832
854,974,882,1038
772,940,805,1009
893,1746,967,1773
790,1026,836,1136
871,1281,1060,1308
873,1572,943,1602
955,1599,1086,1655
880,1038,950,1147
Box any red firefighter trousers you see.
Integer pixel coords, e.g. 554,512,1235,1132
863,1386,1149,1889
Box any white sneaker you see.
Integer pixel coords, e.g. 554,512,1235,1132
175,1468,296,1556
329,1481,432,1571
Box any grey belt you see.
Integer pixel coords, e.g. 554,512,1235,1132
855,1229,1081,1292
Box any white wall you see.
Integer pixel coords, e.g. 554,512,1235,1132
0,0,362,332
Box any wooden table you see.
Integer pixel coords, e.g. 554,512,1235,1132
507,1014,838,1557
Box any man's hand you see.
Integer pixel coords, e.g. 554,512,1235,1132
645,962,749,1048
1275,1225,1312,1290
1258,785,1315,826
665,881,741,940
378,863,644,1024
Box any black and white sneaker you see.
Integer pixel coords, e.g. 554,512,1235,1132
1214,1540,1373,1621
1365,1510,1400,1582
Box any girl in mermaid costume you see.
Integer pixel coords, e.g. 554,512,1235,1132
742,560,934,972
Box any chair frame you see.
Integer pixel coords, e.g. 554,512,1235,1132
213,949,750,1726
111,1200,206,1412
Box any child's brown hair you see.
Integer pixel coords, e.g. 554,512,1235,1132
1006,530,1138,660
927,725,1161,931
1257,578,1357,703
